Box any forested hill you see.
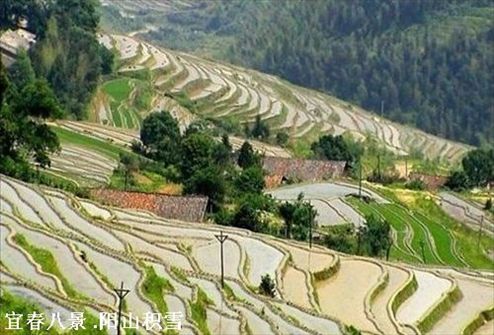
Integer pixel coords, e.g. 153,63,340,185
103,0,494,147
225,0,494,147
1,0,112,119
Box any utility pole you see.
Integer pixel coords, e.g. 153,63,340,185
377,154,381,181
356,227,363,256
214,231,229,288
113,281,130,335
309,215,313,249
380,100,384,117
419,240,426,264
477,215,484,251
386,240,393,261
358,160,363,198
405,156,408,180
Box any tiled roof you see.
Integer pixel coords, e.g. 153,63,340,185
262,157,346,184
90,189,208,222
0,28,36,53
409,172,448,190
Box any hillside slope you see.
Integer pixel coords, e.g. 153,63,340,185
100,0,494,147
93,32,470,162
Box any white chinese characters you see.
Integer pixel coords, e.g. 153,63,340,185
2,311,184,332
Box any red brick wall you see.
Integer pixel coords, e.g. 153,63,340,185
90,189,208,222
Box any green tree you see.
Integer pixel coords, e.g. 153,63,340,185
0,0,47,32
180,132,216,179
311,134,361,168
0,59,61,177
275,131,289,147
362,214,392,257
213,135,233,167
279,193,317,241
184,166,227,212
99,46,115,75
323,224,356,254
446,170,470,191
119,153,139,191
232,200,261,232
279,201,296,238
237,141,261,169
258,274,276,297
140,111,181,166
221,133,232,151
292,197,317,241
28,0,106,119
461,149,494,187
251,114,270,140
485,198,492,211
231,193,275,232
0,57,8,104
7,50,35,90
234,166,265,195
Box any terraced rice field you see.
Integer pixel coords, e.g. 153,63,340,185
439,192,494,236
396,270,453,325
1,174,493,335
267,182,383,227
40,126,133,186
47,145,118,186
348,197,494,270
94,32,471,162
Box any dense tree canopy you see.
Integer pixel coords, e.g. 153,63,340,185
234,166,265,195
2,0,112,119
278,194,317,242
311,135,360,167
237,142,261,169
322,213,392,257
225,0,494,146
446,148,494,190
140,111,181,165
461,149,494,187
0,57,60,178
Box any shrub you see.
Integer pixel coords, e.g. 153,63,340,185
367,171,402,185
259,274,276,297
322,224,356,254
275,131,289,147
405,179,426,190
446,170,470,191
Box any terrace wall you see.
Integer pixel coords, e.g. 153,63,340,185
90,189,208,222
263,157,346,188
